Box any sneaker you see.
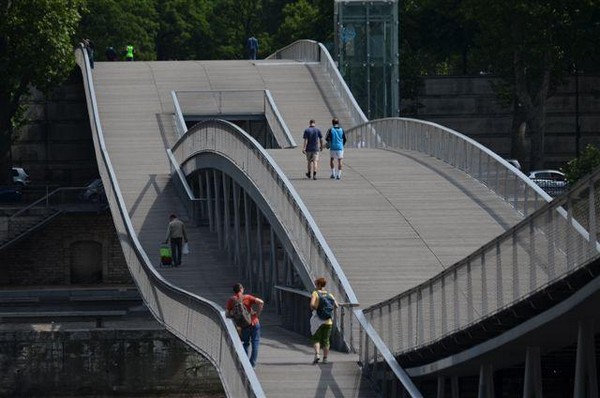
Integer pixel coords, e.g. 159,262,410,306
305,172,311,178
312,355,320,365
322,357,328,364
330,174,335,179
313,176,317,180
336,176,341,180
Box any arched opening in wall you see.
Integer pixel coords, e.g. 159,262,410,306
70,241,103,284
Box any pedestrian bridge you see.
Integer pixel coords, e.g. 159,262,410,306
76,41,600,397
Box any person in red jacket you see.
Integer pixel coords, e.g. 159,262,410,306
226,283,264,367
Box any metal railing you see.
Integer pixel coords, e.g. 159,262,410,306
346,118,553,218
76,45,265,398
363,140,600,355
266,40,368,128
172,90,296,148
0,187,93,250
171,119,422,397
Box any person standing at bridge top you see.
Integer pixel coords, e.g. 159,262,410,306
125,44,134,61
246,35,259,60
302,119,323,180
310,277,339,364
325,118,347,180
164,214,188,267
226,283,264,368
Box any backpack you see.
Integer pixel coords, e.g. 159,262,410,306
316,291,334,320
231,295,252,328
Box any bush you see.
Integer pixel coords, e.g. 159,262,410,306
562,144,600,184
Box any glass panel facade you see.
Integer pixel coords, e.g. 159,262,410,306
334,0,399,119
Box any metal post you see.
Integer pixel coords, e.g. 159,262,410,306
437,375,446,398
574,320,598,398
478,363,494,398
523,346,543,398
213,170,223,248
233,182,241,269
206,171,214,232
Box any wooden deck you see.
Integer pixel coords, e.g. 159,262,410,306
90,59,525,397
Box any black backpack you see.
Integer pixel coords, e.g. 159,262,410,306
316,291,334,320
231,296,252,328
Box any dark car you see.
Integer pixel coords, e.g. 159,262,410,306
0,186,23,202
80,178,105,203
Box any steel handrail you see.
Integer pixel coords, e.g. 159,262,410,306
172,89,295,148
171,119,422,397
76,45,265,398
266,40,368,127
358,118,600,356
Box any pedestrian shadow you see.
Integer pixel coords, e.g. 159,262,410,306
314,363,346,398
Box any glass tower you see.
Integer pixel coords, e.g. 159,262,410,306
334,0,399,120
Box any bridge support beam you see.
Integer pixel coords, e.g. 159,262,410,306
205,170,214,232
451,376,459,398
523,346,543,398
478,363,494,398
437,375,445,398
574,320,598,398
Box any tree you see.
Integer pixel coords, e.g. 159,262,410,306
461,0,599,169
78,0,158,61
0,0,84,184
563,144,600,185
155,0,214,60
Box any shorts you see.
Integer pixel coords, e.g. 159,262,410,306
329,150,344,160
305,151,320,162
311,324,333,348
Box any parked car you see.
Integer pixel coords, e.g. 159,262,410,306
0,186,22,202
528,170,568,197
12,167,30,186
80,178,105,203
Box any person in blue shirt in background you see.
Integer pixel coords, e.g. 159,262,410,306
325,118,347,180
247,35,258,60
302,119,323,180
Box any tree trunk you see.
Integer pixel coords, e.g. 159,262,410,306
510,99,528,169
0,94,13,185
528,105,546,170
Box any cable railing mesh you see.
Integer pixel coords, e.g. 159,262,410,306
361,126,600,354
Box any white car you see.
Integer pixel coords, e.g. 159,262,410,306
12,167,30,186
528,170,568,197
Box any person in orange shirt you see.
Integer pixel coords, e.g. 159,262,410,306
226,283,264,367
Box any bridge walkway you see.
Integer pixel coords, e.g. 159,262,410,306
89,58,526,396
268,147,524,306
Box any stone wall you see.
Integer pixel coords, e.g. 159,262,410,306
405,75,600,171
1,212,131,287
0,327,224,397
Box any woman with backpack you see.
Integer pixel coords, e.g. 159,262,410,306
309,277,339,364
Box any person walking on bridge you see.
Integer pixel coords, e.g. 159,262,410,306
226,283,264,368
125,44,134,61
310,277,338,364
164,214,188,267
325,117,346,180
302,119,323,180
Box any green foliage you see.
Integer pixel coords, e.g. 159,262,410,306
79,0,159,61
0,0,84,183
156,0,215,60
0,0,84,94
563,145,600,185
277,0,320,47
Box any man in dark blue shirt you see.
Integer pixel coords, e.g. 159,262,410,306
302,119,323,180
247,36,259,60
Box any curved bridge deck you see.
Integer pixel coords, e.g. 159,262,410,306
89,59,525,396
